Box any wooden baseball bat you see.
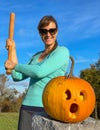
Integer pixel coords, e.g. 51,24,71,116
6,12,15,74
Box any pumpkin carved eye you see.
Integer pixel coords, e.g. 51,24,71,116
65,90,71,100
80,91,87,101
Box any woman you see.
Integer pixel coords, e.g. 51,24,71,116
5,15,70,130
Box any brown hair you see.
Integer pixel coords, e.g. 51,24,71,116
38,15,58,30
38,15,58,54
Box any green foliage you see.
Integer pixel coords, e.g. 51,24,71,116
95,59,100,71
80,58,100,119
0,113,19,130
80,59,100,100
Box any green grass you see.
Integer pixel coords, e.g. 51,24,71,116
0,113,19,130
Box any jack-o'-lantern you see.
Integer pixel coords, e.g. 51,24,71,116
42,56,96,123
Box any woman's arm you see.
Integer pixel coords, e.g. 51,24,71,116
12,70,28,81
6,39,18,64
12,47,70,79
5,39,18,70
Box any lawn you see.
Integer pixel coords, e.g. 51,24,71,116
0,113,19,130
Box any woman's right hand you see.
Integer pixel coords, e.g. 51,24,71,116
6,39,16,50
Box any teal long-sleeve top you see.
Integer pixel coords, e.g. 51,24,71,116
11,46,70,107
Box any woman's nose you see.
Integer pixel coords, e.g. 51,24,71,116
46,31,51,36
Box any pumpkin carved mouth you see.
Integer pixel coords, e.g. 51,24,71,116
70,103,78,113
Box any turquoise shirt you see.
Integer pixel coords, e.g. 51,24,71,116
12,46,70,107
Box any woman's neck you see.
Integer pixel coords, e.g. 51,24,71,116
44,44,55,54
38,44,55,62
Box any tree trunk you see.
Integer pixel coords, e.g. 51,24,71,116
0,106,2,113
94,101,98,119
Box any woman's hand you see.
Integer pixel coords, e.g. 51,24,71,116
5,60,17,70
5,38,18,64
6,39,16,50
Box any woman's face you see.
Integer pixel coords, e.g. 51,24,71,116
39,22,58,47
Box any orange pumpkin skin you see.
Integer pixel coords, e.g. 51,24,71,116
42,76,96,123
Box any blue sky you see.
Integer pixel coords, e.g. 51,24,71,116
0,0,100,92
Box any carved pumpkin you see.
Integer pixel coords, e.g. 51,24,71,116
42,57,96,123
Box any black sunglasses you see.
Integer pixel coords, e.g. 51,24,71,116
39,28,57,35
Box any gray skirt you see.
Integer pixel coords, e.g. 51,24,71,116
18,105,47,130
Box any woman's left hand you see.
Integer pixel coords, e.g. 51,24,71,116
5,60,17,70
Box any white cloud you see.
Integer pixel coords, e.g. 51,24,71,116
8,80,29,93
18,29,25,36
0,66,5,74
75,56,89,63
58,1,100,40
74,56,99,64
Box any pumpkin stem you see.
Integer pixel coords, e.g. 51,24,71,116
67,56,74,78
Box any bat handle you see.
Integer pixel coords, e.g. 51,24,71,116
6,68,12,75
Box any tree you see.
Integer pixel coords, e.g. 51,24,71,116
80,58,100,119
0,74,8,112
0,74,18,112
95,53,100,71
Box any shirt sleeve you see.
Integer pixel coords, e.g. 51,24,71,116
11,70,28,81
12,46,70,80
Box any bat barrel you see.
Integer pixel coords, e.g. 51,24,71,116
9,13,15,40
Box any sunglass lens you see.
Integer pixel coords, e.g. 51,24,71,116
49,29,57,35
39,29,47,35
39,28,57,35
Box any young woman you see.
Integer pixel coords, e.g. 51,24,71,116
5,15,70,130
